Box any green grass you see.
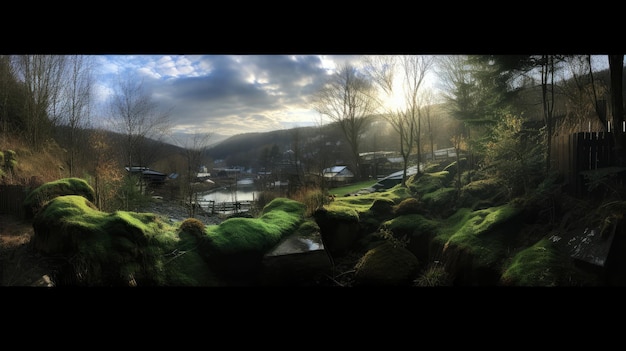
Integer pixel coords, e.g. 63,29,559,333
328,180,379,197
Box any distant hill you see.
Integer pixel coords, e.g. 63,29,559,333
206,126,318,161
167,131,229,149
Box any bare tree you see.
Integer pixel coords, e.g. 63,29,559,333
420,89,438,161
539,55,567,174
87,129,124,212
11,55,67,149
108,74,171,208
404,55,435,175
172,132,213,218
608,55,625,167
0,55,15,140
289,126,304,192
58,55,94,176
109,75,171,169
557,55,607,135
312,63,378,181
364,55,433,186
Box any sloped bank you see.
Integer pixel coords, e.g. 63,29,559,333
316,161,621,286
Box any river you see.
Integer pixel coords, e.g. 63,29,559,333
198,178,259,214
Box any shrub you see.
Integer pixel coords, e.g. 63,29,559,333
291,186,331,217
255,190,278,213
413,261,452,287
179,218,206,238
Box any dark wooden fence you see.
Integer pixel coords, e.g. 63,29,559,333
0,185,28,218
552,132,615,196
200,200,254,215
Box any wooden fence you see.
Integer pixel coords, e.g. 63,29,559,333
552,132,616,196
198,200,254,215
0,185,28,218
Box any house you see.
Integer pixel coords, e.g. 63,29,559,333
322,165,354,183
125,166,168,186
373,165,419,190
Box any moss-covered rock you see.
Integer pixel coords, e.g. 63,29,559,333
30,194,215,286
313,207,361,259
393,197,422,216
23,177,95,219
438,204,522,285
199,197,306,283
421,187,458,218
500,237,600,286
381,214,439,263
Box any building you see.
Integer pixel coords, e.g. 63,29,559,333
124,166,167,186
322,165,354,185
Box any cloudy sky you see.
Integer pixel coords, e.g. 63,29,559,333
93,54,371,145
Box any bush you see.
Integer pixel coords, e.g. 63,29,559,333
255,190,278,213
291,186,331,217
179,218,206,238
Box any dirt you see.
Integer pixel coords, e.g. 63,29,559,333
0,213,54,286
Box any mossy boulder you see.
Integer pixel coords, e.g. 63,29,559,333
381,213,439,263
30,194,215,286
23,177,95,219
199,197,306,283
313,207,361,259
393,197,422,216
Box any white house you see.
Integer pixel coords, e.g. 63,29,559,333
322,165,354,183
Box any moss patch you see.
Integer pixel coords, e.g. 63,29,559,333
439,204,520,266
23,177,96,218
500,237,598,286
204,197,305,256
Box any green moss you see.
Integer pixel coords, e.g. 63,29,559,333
500,238,575,286
293,219,320,238
408,171,448,195
328,180,379,197
204,197,306,256
422,187,457,204
32,194,190,286
439,204,520,265
160,239,220,286
261,197,306,214
382,214,439,237
326,184,412,215
24,177,96,218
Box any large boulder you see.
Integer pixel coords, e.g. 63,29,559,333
23,177,95,219
313,207,361,259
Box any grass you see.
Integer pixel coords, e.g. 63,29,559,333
328,180,379,197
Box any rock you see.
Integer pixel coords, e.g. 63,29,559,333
353,241,420,286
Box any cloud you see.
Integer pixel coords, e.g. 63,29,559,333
91,54,358,137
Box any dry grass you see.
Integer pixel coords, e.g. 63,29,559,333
0,135,68,185
0,214,53,286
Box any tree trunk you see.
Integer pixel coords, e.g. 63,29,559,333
609,55,625,167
